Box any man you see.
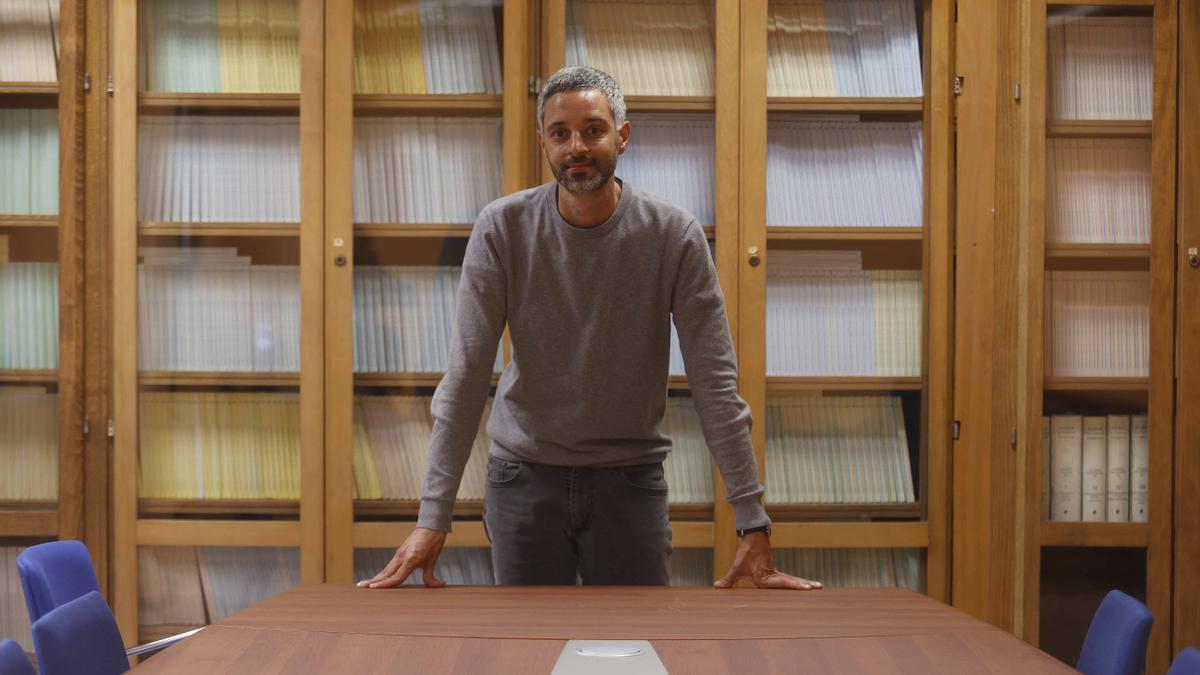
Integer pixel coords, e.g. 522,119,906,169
359,66,820,591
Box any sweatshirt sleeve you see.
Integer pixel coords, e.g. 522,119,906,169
670,221,770,531
416,213,508,532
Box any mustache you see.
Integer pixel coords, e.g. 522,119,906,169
562,156,595,167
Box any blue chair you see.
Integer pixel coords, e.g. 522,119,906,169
32,592,129,675
0,639,36,675
16,541,100,624
1076,590,1154,675
1169,647,1200,675
17,540,202,658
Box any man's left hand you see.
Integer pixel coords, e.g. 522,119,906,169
713,532,823,590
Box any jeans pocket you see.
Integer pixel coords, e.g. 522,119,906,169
619,463,669,497
485,455,522,487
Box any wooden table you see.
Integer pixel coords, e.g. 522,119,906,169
133,585,1074,674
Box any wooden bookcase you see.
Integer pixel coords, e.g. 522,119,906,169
109,0,328,644
108,0,959,636
0,0,87,569
1022,0,1176,671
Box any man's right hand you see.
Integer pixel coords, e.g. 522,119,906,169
356,527,448,589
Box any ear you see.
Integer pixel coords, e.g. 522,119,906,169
536,128,545,152
617,120,631,155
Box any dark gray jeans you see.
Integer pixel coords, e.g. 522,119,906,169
483,455,673,585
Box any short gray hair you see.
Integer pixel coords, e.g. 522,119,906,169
537,66,627,130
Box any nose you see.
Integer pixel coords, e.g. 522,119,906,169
567,130,588,156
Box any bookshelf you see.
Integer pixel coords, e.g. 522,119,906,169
0,0,86,658
1021,0,1176,670
111,0,326,647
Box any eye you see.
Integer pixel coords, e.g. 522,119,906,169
588,126,602,136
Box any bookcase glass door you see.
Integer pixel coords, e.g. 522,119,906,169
1,0,62,656
756,0,928,591
559,0,724,567
347,0,506,547
131,0,305,643
1037,3,1158,664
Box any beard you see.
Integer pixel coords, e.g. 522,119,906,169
550,152,618,194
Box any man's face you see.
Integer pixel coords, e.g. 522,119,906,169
538,89,630,195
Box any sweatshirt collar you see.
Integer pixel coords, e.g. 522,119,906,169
547,177,630,239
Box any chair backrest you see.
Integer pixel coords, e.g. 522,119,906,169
0,639,36,675
16,541,101,624
32,591,129,675
1077,590,1155,675
1168,647,1200,675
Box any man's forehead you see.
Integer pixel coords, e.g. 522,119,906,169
543,89,614,124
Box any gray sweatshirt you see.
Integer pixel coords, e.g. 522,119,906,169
417,180,770,533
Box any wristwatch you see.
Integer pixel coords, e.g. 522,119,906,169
736,524,771,538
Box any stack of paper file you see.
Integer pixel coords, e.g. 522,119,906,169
774,547,920,590
354,547,495,585
0,0,60,82
139,392,301,500
767,120,923,226
566,0,715,96
138,116,300,222
1043,414,1149,524
1048,137,1151,244
353,117,503,224
617,114,715,226
1,262,59,368
0,109,58,215
0,548,33,653
1048,15,1153,120
767,251,921,376
138,248,299,372
140,0,299,93
354,0,503,94
353,266,503,373
1044,271,1149,377
0,388,57,500
767,0,923,97
765,394,915,504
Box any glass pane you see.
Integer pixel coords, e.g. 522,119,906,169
0,109,58,216
767,119,923,228
1047,137,1151,244
565,0,715,96
1047,11,1152,120
355,547,494,584
1044,271,1148,378
354,0,503,94
139,0,301,94
1,547,34,654
765,393,918,506
138,546,301,639
775,547,923,590
767,0,923,97
670,548,713,586
0,0,61,83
